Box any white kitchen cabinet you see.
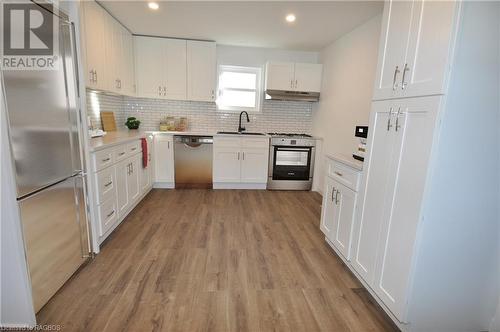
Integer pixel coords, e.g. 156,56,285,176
372,0,459,100
81,1,106,90
240,148,269,183
128,154,141,204
81,0,135,95
265,62,322,93
351,101,396,284
321,157,361,261
294,63,323,93
187,40,216,102
164,39,187,100
153,135,174,187
265,62,295,91
352,96,440,322
134,36,165,98
134,37,187,100
115,158,130,216
213,136,269,189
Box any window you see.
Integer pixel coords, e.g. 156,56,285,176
216,65,262,112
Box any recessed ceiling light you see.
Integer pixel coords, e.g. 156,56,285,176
285,14,296,23
148,2,159,10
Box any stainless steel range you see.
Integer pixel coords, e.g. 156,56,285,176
267,133,316,190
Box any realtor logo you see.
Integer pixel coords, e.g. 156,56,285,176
1,1,59,70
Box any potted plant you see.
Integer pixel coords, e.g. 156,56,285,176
125,117,140,130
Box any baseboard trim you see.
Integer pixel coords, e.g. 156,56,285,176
213,182,267,190
153,182,175,189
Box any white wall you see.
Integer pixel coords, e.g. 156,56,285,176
311,15,381,192
217,44,319,67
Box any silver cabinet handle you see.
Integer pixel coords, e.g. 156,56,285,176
335,190,340,205
387,107,394,131
332,188,336,202
104,181,112,187
295,79,298,89
131,147,137,151
106,210,115,218
89,70,94,83
290,79,294,89
95,70,98,83
164,86,167,96
211,89,215,100
242,152,245,160
334,171,343,177
237,152,240,160
395,107,402,132
167,141,170,149
401,63,409,90
102,157,110,162
158,86,162,96
118,152,126,156
392,66,400,90
119,79,122,89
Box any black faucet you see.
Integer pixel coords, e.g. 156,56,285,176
238,111,250,132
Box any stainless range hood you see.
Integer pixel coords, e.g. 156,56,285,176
265,89,320,102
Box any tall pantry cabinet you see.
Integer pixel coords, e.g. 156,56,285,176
334,1,500,331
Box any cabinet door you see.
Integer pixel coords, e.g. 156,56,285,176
82,1,106,90
187,41,216,102
320,177,336,241
213,148,241,183
402,1,458,98
372,0,414,100
128,155,141,204
104,16,121,93
373,96,440,322
164,39,187,100
153,135,174,183
121,26,135,96
294,63,323,92
134,36,165,98
240,148,269,183
265,62,294,91
115,159,130,216
351,99,397,284
330,181,357,261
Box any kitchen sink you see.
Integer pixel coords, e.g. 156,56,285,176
217,131,266,136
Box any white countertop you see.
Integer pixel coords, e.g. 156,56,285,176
325,153,364,171
89,130,322,152
89,130,149,152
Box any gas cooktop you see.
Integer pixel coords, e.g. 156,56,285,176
267,133,313,138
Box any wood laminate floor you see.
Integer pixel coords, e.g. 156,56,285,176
37,189,399,332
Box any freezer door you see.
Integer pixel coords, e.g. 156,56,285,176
19,176,89,312
3,10,81,198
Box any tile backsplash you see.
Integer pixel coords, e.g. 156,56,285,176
86,91,313,134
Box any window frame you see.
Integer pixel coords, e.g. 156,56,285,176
216,65,263,113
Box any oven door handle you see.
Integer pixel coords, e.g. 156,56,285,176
275,147,311,152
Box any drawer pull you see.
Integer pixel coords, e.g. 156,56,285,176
106,210,115,218
130,147,137,151
104,181,112,187
334,171,343,177
118,152,126,156
102,157,110,162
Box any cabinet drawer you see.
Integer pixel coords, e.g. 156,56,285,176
93,148,115,171
327,160,360,191
97,197,118,236
127,141,142,155
96,167,116,204
114,144,128,162
241,137,269,149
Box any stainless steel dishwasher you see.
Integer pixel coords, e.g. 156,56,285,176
174,135,213,188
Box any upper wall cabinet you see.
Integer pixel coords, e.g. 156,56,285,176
372,0,459,100
265,62,322,92
134,37,187,100
81,1,135,95
187,40,216,102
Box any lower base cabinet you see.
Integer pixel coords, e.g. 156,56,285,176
320,157,361,261
91,138,154,244
213,136,269,189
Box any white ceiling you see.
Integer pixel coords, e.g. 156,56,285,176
98,1,383,51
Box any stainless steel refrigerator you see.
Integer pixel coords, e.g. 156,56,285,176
2,5,91,312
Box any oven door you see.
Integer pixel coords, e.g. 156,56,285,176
272,146,312,180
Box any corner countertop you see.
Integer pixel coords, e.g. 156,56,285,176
325,153,364,171
89,130,149,152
